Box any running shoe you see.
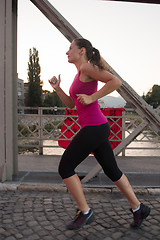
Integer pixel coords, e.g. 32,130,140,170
67,208,95,230
130,203,151,228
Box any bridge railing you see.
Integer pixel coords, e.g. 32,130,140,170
18,107,160,156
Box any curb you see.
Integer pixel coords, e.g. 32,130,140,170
0,182,160,195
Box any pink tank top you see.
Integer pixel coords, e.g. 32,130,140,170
69,72,108,128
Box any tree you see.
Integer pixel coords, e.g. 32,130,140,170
143,85,160,108
27,48,43,107
43,91,65,107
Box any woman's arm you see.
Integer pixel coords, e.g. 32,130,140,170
77,63,122,105
49,75,75,108
56,88,75,108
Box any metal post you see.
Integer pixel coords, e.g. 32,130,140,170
38,108,43,155
0,0,18,181
122,110,126,156
12,0,18,176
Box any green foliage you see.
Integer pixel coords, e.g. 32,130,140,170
18,121,63,137
27,48,43,107
43,91,65,107
44,121,62,132
125,84,160,109
18,124,38,137
143,85,160,108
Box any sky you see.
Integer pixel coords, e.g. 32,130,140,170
17,0,160,97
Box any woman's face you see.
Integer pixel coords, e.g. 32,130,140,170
66,40,81,63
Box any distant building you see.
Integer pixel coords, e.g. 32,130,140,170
18,81,52,107
17,78,24,107
42,90,51,101
24,82,29,106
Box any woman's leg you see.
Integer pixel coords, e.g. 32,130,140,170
59,126,96,212
93,137,140,210
59,124,112,212
64,173,95,230
63,174,89,212
58,126,98,229
114,173,140,210
115,174,151,228
94,136,151,228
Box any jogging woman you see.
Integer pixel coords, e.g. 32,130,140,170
49,38,151,230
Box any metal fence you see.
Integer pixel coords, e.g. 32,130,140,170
18,107,160,156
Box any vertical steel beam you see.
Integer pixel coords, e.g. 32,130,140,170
12,0,18,177
0,0,6,181
0,0,18,181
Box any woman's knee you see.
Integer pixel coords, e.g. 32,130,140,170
58,160,75,179
104,168,123,182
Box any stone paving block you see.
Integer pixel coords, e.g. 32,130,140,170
64,230,75,238
111,231,124,239
143,231,155,239
14,233,23,239
94,224,105,231
117,219,128,225
32,225,43,232
5,237,17,240
0,227,6,234
26,234,39,240
27,220,38,227
22,228,34,236
43,236,56,240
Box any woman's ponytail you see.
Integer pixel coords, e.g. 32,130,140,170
89,47,106,70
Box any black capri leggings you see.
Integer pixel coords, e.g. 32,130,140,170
58,122,122,182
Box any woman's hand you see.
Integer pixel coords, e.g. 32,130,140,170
76,94,94,105
48,74,61,91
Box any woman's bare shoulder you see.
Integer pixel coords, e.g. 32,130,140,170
80,62,98,74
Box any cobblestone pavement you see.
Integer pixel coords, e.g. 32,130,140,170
0,190,160,240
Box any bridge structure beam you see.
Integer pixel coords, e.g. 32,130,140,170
0,0,18,181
